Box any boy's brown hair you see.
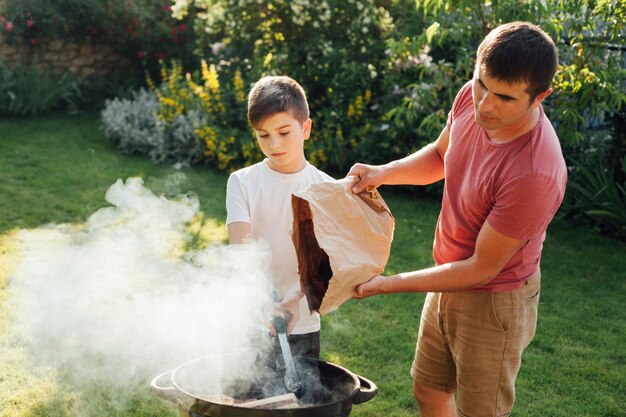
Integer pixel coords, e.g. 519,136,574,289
247,76,310,128
477,22,558,101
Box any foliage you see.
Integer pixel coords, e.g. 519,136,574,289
101,88,208,166
169,0,393,173
0,58,81,115
0,0,195,70
564,129,626,239
99,0,626,232
391,0,626,231
409,0,626,153
102,61,261,169
101,88,163,156
547,0,626,150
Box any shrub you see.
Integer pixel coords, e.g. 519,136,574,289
170,0,392,174
0,58,81,115
101,61,261,169
566,150,626,239
101,88,209,165
101,88,163,157
100,0,626,236
0,0,196,76
385,0,626,209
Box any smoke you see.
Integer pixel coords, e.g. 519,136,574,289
7,177,276,399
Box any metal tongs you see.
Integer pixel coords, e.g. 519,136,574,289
271,290,303,396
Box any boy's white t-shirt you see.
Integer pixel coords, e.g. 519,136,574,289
226,159,334,334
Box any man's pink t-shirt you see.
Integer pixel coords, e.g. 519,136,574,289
433,81,567,291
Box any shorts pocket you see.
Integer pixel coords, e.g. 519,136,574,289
491,292,512,333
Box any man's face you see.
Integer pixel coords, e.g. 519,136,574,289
471,64,546,134
254,111,311,174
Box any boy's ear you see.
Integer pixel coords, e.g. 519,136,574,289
303,118,312,140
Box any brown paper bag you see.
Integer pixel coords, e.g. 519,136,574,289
291,176,395,315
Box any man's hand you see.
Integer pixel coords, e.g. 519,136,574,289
346,163,387,194
354,275,389,299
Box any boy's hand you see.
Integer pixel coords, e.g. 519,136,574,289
279,293,301,335
347,163,386,194
269,289,302,336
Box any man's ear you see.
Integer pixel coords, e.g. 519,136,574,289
303,118,312,140
532,89,552,108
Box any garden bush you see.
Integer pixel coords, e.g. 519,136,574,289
169,0,395,174
0,0,197,110
102,61,260,169
566,151,626,239
0,58,81,115
0,0,195,69
98,0,626,236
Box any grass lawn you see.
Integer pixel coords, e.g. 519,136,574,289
1,114,625,417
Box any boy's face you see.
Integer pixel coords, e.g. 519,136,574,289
253,112,311,174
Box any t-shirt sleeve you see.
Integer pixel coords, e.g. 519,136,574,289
487,173,564,241
446,81,473,131
225,173,250,225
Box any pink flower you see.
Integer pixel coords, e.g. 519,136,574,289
166,5,172,12
30,38,37,45
137,50,144,59
26,18,35,28
5,21,13,31
178,24,186,31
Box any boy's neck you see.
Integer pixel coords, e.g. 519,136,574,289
265,157,307,174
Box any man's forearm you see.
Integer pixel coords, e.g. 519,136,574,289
382,142,445,186
384,259,495,294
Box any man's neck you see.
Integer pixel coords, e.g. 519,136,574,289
486,107,541,144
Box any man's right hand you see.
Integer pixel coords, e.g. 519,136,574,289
346,163,387,194
354,274,390,299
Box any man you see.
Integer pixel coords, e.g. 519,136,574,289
348,22,567,416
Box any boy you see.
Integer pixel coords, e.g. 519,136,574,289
226,75,333,359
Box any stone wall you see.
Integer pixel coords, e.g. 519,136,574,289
0,34,132,79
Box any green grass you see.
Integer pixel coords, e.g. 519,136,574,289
1,115,625,417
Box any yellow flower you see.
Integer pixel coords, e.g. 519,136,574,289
364,89,372,103
234,69,246,103
160,66,167,83
146,74,156,91
355,95,364,117
201,61,220,92
196,126,217,157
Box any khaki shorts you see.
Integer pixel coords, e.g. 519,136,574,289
411,273,541,417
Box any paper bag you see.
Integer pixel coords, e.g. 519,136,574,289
291,176,395,315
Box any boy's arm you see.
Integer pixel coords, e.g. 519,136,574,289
227,222,251,244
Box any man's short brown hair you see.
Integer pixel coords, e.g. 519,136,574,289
247,76,310,127
477,22,558,101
